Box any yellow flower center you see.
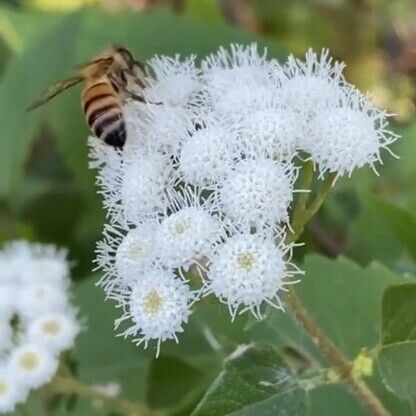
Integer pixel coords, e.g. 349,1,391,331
125,241,143,260
237,251,255,272
42,319,61,336
0,380,9,396
174,218,192,235
20,352,40,371
143,291,163,315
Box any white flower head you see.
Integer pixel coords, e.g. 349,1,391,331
157,189,223,270
205,233,297,319
9,343,59,389
26,312,80,354
120,151,172,222
305,89,399,177
116,223,161,280
0,366,27,413
96,221,162,295
146,54,201,107
135,104,194,156
178,120,237,187
115,270,192,356
233,98,302,159
279,49,346,119
202,43,275,114
18,283,69,323
219,158,297,228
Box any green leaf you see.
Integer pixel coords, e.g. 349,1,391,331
146,355,204,410
379,284,416,399
192,344,306,416
73,278,152,401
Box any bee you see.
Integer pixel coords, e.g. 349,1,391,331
27,46,147,148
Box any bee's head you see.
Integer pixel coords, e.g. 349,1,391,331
113,45,135,70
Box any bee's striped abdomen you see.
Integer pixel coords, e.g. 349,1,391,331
82,80,126,148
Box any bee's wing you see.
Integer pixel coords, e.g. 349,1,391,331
76,56,114,78
26,76,84,111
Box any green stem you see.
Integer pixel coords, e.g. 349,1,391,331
52,375,159,416
286,171,336,244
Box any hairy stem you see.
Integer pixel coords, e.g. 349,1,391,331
286,290,390,416
52,375,159,416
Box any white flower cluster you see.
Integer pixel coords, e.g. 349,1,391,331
90,44,397,354
0,241,80,413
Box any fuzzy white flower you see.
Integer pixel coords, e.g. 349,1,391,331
220,158,296,228
158,190,223,270
0,366,27,413
26,312,80,354
115,270,192,356
136,105,193,155
146,54,200,107
206,233,293,318
202,44,275,114
305,91,398,177
115,223,160,279
279,49,346,119
18,283,68,322
20,257,69,289
120,153,171,221
96,221,162,294
178,123,236,186
9,343,59,389
235,104,301,159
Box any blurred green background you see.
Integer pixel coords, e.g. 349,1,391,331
1,1,416,415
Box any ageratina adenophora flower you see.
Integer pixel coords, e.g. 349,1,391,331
89,43,399,355
0,241,81,412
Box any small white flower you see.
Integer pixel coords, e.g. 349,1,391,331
305,91,398,177
115,224,160,279
220,158,296,228
206,233,294,318
9,343,59,389
120,152,171,222
178,123,236,186
157,191,222,269
27,312,80,354
20,257,69,289
18,284,68,322
0,366,27,413
279,49,346,119
146,54,200,107
115,270,192,356
137,105,193,155
202,44,275,114
235,103,301,159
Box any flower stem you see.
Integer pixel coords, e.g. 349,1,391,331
286,290,390,416
286,170,336,244
51,375,159,416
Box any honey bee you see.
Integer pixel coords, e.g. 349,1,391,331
27,46,147,148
